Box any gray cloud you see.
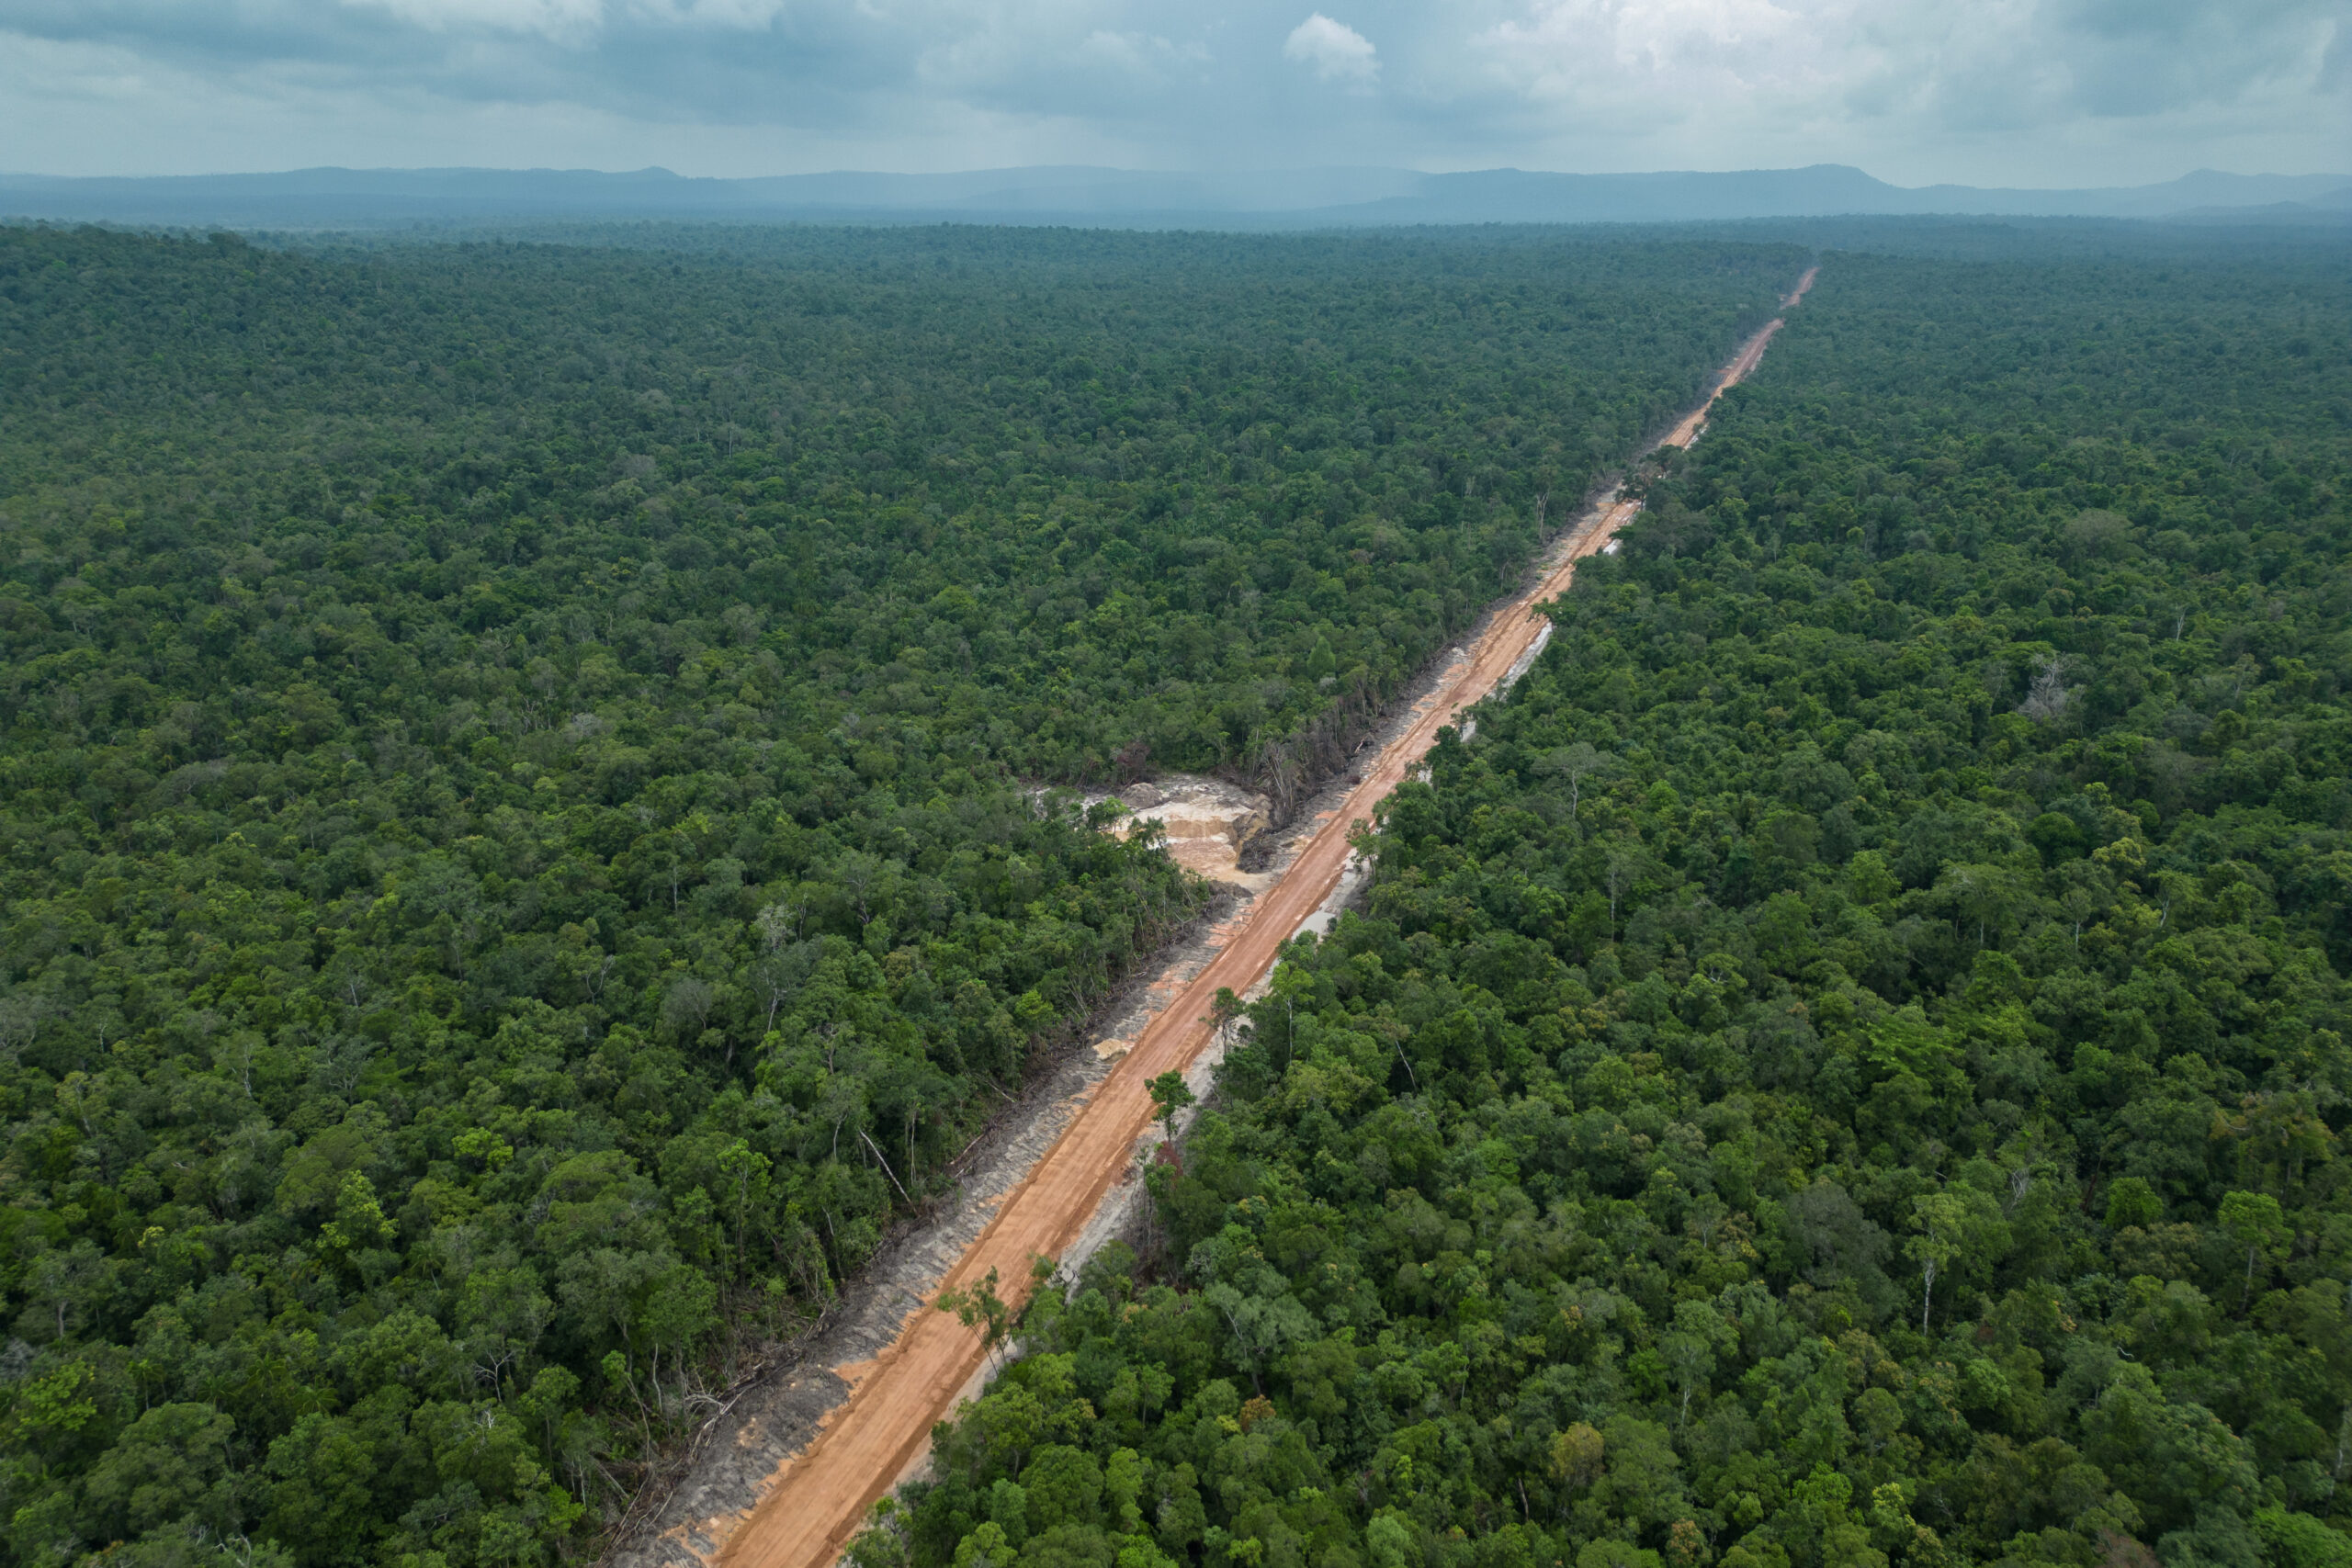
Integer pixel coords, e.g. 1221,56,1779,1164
0,0,2341,181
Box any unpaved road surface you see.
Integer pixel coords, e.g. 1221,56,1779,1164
666,265,1817,1568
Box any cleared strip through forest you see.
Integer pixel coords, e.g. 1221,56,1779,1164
705,264,1819,1568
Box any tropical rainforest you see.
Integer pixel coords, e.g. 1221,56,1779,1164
872,232,2352,1568
0,220,1799,1568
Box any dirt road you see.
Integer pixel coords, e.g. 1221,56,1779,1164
707,265,1818,1568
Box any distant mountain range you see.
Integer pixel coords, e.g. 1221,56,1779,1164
4,163,2347,231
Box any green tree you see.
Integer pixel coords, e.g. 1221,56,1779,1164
84,1403,238,1540
1905,1190,2008,1330
939,1268,1016,1368
1147,1072,1195,1146
2217,1190,2291,1306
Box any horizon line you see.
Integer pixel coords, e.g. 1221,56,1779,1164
5,162,2348,193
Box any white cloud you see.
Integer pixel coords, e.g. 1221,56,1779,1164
1283,12,1377,85
1475,0,1843,112
1080,28,1150,70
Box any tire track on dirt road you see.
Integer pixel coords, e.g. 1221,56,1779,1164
671,263,1817,1568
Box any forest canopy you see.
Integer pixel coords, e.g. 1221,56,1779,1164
0,221,1796,1568
875,234,2352,1568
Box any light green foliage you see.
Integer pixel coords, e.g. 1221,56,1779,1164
2257,1507,2352,1568
940,1267,1016,1364
2217,1190,2290,1298
1147,1073,1194,1142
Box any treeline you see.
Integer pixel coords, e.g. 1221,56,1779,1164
875,238,2352,1568
0,222,1796,1567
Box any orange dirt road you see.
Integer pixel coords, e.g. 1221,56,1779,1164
710,264,1818,1568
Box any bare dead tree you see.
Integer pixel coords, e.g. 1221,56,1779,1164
2017,655,2077,725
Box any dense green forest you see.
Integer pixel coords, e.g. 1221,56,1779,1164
876,237,2352,1568
0,222,1796,1568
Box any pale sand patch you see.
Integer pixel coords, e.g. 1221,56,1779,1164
1096,773,1274,890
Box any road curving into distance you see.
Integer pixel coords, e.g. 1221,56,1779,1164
704,262,1819,1568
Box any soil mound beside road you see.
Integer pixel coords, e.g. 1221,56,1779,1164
1104,776,1275,890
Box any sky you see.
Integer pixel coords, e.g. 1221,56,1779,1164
0,0,2344,187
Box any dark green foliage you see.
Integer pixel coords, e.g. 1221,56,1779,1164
0,223,1793,801
0,222,1794,1566
891,237,2352,1568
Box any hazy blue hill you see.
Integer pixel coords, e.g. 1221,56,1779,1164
3,162,2346,231
1340,164,1905,223
1349,165,2352,224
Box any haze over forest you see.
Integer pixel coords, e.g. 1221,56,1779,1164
7,164,2352,231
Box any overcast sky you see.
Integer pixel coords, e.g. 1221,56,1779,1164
1,0,2344,186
